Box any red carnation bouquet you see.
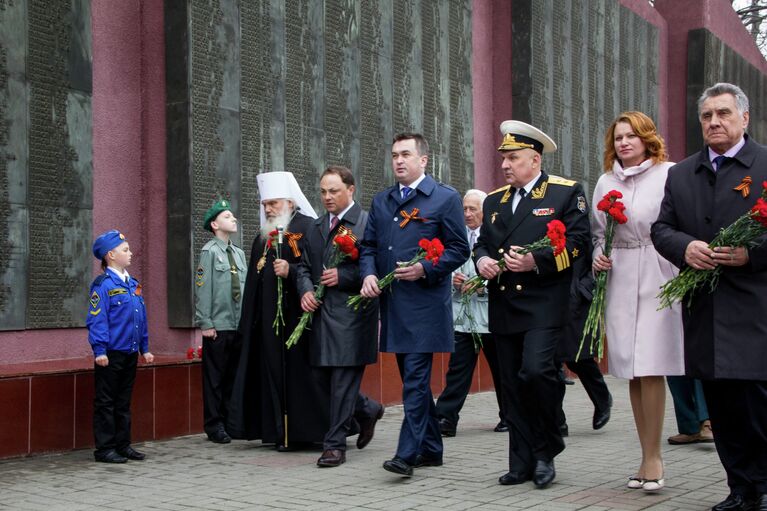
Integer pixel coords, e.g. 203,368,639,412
658,181,767,308
286,232,359,348
461,219,568,297
577,190,628,359
459,220,567,352
346,237,444,311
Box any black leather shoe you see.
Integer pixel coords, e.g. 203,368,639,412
533,459,556,488
754,494,767,511
494,421,509,433
317,449,346,467
414,454,443,467
95,450,128,464
559,423,569,437
712,493,752,511
357,405,384,449
499,471,532,485
383,457,413,477
439,418,457,437
208,430,232,444
116,446,146,460
593,395,613,430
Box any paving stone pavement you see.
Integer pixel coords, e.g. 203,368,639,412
0,376,727,510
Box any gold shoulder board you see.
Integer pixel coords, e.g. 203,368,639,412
547,175,577,187
488,185,511,195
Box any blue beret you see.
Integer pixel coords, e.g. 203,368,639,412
92,230,126,259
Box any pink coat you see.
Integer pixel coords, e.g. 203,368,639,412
592,160,684,379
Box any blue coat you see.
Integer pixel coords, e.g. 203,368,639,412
360,175,470,353
86,270,149,356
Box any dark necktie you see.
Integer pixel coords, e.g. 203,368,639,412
512,188,527,213
330,215,339,231
712,155,727,171
226,245,241,302
124,276,129,285
401,186,412,199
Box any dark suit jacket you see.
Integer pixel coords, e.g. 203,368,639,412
651,136,767,380
360,174,470,353
296,203,379,367
473,172,590,335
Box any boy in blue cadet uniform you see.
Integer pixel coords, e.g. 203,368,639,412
195,199,247,444
87,230,154,463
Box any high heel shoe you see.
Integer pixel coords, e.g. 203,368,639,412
642,478,665,492
627,476,644,489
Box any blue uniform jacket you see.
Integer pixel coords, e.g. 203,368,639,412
86,270,149,357
360,174,470,353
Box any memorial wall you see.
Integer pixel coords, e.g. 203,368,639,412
166,0,474,326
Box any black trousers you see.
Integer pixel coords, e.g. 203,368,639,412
319,365,381,450
495,328,565,473
93,350,138,454
556,358,612,426
202,330,242,436
435,331,504,425
703,379,767,497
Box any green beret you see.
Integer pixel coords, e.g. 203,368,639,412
203,199,232,232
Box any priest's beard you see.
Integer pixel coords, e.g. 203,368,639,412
260,206,295,238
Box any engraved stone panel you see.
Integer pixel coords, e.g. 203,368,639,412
514,0,658,198
0,0,92,329
166,0,473,325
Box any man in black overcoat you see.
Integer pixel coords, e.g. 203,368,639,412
474,120,590,489
652,82,767,511
297,166,384,467
227,172,330,450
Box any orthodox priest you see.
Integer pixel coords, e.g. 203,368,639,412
227,171,330,450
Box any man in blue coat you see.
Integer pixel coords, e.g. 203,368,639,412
359,132,470,476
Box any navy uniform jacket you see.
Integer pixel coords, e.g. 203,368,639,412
86,270,149,357
651,136,767,380
297,203,379,366
473,172,590,335
360,174,470,353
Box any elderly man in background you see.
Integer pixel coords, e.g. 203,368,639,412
436,188,506,438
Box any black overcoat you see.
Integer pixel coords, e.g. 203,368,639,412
473,172,591,335
227,212,331,442
296,203,379,367
651,136,767,380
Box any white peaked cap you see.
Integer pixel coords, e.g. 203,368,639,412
257,171,318,225
498,120,557,154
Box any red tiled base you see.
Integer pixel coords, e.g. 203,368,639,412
379,353,403,405
155,366,190,439
30,375,74,454
74,372,95,449
189,364,203,433
359,360,382,404
0,378,30,458
131,368,155,442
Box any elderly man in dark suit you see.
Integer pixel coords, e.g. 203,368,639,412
652,82,767,511
297,165,384,468
360,133,470,477
474,120,590,489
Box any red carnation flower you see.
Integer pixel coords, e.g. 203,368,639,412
546,220,567,256
186,347,195,360
197,346,203,359
752,198,767,228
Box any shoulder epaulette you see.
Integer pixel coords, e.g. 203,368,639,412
488,185,511,195
92,274,107,287
547,175,577,187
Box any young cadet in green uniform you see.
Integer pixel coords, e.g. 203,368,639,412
195,199,247,444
